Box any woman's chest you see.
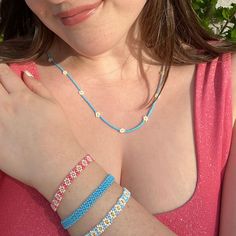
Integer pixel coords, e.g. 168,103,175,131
43,65,198,215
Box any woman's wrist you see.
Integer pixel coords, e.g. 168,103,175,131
56,161,124,235
34,151,175,235
35,147,89,201
36,149,125,235
56,161,109,219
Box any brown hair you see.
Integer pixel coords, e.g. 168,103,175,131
0,0,236,106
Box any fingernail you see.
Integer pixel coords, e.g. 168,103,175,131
24,70,34,78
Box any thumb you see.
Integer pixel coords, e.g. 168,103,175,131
22,70,55,101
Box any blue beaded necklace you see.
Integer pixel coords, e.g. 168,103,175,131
47,52,166,134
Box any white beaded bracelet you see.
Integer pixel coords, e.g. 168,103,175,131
84,187,131,236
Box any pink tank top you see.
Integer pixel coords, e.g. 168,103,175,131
0,53,232,235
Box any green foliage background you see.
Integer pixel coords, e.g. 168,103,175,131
192,0,236,41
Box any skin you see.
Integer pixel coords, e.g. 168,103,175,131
0,0,235,234
0,0,175,235
24,0,150,83
0,64,175,236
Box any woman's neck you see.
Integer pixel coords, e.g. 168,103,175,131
44,37,156,85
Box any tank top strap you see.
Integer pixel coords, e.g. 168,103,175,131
194,52,232,179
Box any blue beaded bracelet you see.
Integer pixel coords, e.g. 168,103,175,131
61,174,115,229
85,187,131,236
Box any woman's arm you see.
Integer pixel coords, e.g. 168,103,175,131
219,121,236,235
219,53,236,235
0,63,175,236
41,152,176,236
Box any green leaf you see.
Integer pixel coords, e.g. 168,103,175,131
192,0,236,40
222,8,231,20
231,27,236,40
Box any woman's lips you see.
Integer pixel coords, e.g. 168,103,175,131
57,1,102,26
60,8,97,26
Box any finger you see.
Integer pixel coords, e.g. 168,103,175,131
22,70,56,101
0,83,9,97
0,64,28,93
0,83,10,110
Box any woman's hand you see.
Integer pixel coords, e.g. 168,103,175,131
0,64,86,198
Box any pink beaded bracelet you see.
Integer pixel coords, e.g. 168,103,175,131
50,154,94,211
